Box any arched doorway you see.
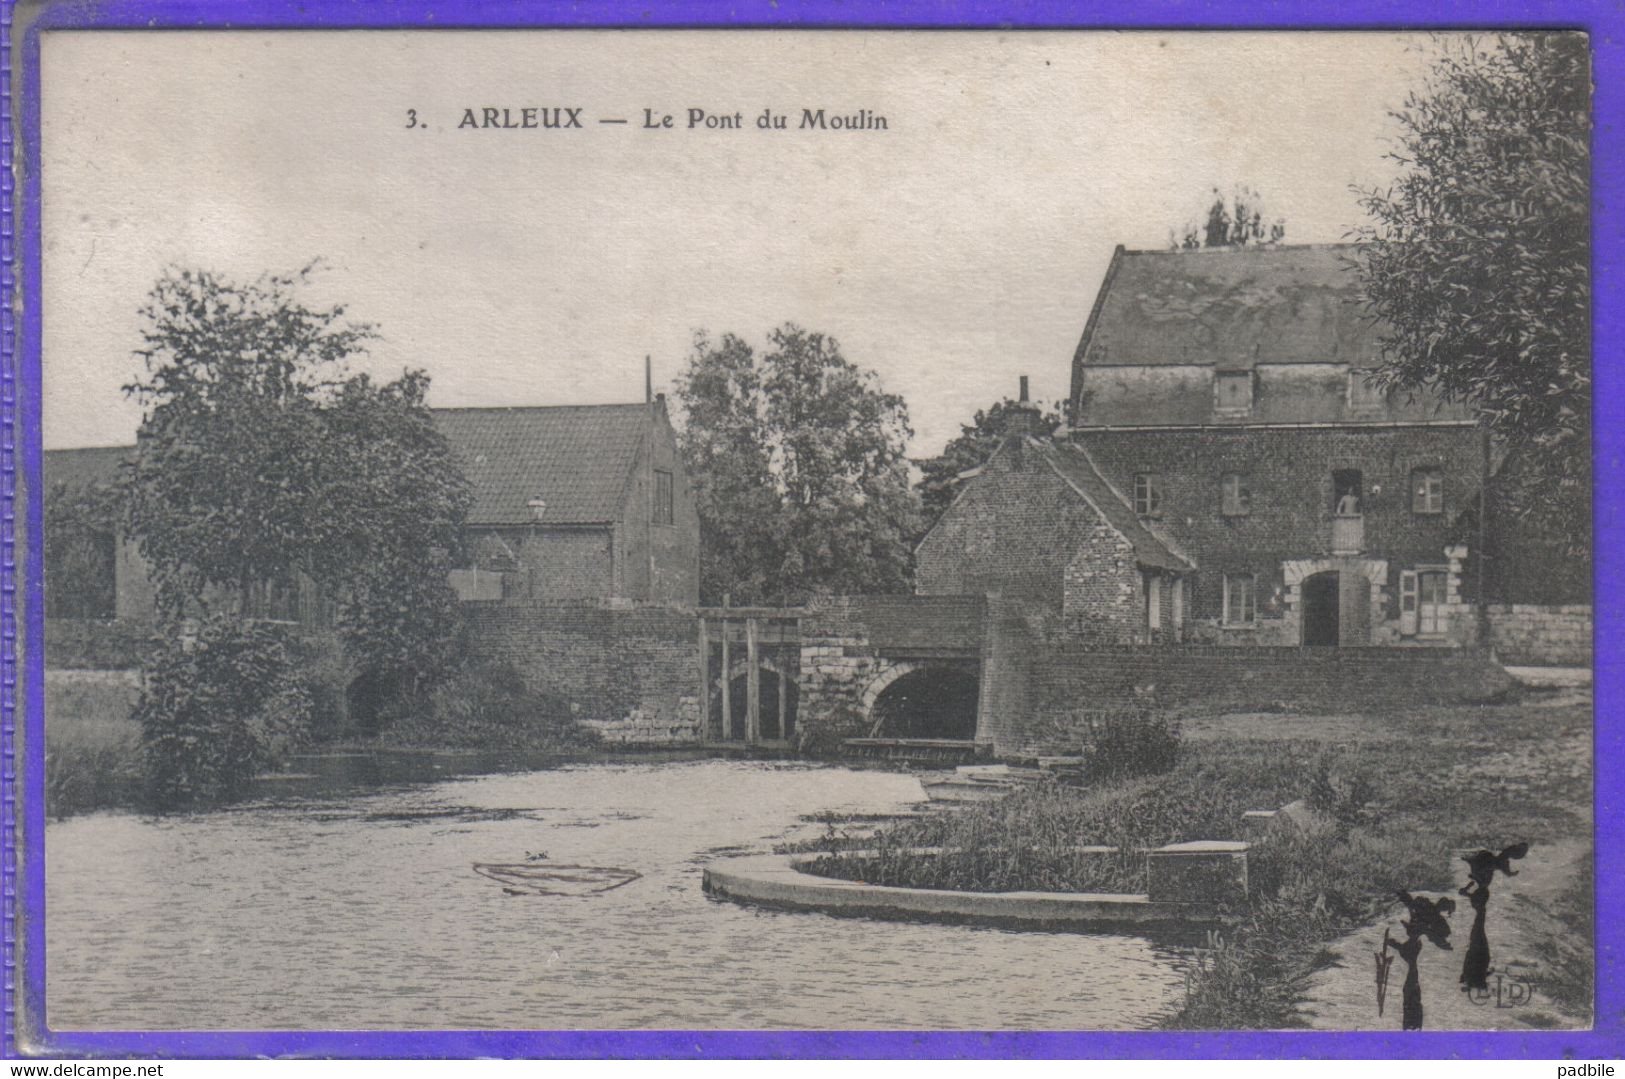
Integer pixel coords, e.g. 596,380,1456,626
711,667,798,742
870,666,980,740
1302,571,1341,647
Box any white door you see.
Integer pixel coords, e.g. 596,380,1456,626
1418,572,1447,636
1399,571,1418,636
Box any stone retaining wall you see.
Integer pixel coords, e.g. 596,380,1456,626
463,602,703,744
1005,642,1513,757
1486,604,1591,666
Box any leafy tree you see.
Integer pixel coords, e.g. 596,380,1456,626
136,616,313,808
122,264,471,703
1170,185,1287,249
916,398,1063,524
318,371,469,695
1354,33,1590,561
674,324,920,604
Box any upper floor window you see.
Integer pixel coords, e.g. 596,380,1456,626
1223,573,1257,626
1411,468,1443,515
1215,371,1254,414
1333,469,1363,517
1221,473,1251,517
1348,369,1388,411
1134,473,1162,517
654,469,674,525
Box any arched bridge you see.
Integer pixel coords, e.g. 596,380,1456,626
699,595,988,753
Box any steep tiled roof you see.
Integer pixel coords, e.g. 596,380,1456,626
42,403,656,528
433,404,651,526
1074,244,1385,369
1038,439,1193,572
1070,244,1474,427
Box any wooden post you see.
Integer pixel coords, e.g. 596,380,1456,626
777,646,788,741
746,617,761,744
698,617,711,741
720,618,732,741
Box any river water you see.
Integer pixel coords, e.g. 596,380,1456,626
47,757,1193,1030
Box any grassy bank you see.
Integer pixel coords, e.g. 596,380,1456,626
44,670,145,818
804,694,1592,1029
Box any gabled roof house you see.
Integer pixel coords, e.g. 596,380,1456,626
43,399,700,620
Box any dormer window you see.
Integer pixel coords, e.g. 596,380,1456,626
1348,369,1387,411
1215,371,1254,415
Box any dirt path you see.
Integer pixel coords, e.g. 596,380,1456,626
1297,838,1591,1030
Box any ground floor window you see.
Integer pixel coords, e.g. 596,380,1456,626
1400,568,1450,637
1223,573,1256,626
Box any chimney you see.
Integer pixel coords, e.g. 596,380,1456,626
1003,375,1045,441
645,355,653,404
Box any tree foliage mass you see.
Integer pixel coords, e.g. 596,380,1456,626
674,324,919,605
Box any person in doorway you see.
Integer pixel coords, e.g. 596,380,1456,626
1336,491,1360,516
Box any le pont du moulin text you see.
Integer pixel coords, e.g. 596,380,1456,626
451,107,889,131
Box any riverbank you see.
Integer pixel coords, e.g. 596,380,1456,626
800,691,1592,1030
43,669,145,817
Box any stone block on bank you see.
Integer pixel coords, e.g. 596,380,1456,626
1146,841,1250,906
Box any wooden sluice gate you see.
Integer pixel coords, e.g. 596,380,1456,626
697,605,803,746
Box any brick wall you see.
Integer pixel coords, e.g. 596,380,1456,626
976,598,1040,752
1487,604,1591,666
918,439,1111,611
1076,426,1481,638
515,530,617,602
462,603,702,744
1061,527,1144,641
993,642,1513,757
620,408,702,606
44,618,156,670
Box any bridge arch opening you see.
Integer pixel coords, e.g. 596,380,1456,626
870,666,979,740
710,666,798,742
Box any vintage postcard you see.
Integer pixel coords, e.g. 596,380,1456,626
12,18,1604,1057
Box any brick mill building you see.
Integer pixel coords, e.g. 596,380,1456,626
921,244,1488,649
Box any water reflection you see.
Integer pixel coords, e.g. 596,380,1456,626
47,758,1192,1030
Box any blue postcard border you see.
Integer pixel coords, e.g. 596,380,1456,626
5,0,1620,1059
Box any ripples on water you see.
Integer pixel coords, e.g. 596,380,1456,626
46,758,1192,1030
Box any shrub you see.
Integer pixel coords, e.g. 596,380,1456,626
1086,710,1182,780
1306,752,1378,833
136,616,313,809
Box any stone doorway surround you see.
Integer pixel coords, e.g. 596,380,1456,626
1282,557,1388,646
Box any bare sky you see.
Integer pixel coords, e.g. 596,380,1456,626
40,30,1435,456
